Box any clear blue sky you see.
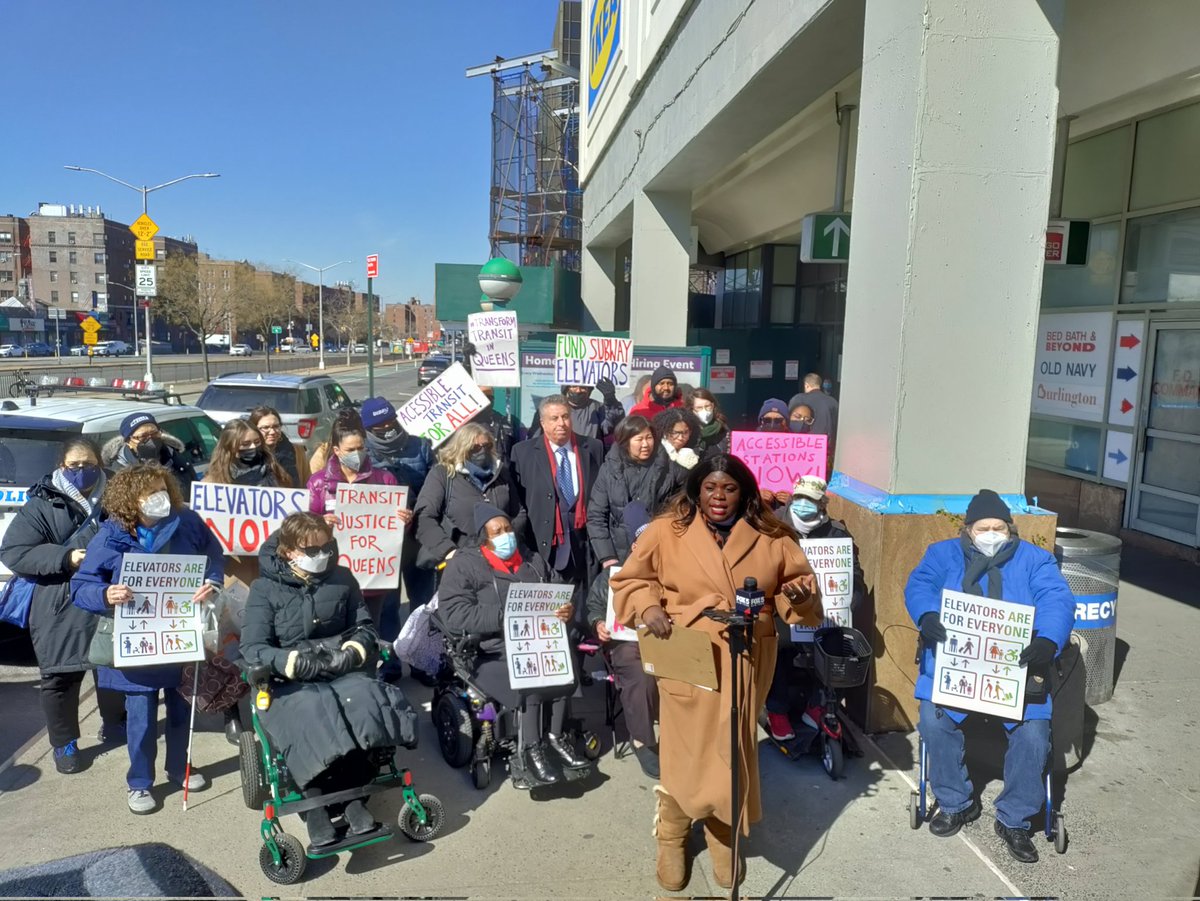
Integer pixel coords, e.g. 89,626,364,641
1,0,563,307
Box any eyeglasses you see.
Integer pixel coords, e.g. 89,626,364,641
693,404,714,413
668,429,690,439
298,540,336,557
131,429,161,442
791,416,814,425
257,423,282,433
63,461,96,471
472,442,494,452
759,416,786,426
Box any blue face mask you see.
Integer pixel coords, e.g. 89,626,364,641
63,465,100,493
490,532,517,560
790,499,820,521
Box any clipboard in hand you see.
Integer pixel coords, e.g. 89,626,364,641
637,625,718,691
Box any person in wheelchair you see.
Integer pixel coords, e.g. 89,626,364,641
585,501,660,778
241,512,417,849
437,502,588,788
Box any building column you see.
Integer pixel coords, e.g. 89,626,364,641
581,243,618,331
830,0,1064,731
629,190,691,346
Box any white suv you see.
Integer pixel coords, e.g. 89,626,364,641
92,340,132,356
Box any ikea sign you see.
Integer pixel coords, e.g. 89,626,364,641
588,0,621,109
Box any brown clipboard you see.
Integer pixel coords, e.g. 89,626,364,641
636,625,719,691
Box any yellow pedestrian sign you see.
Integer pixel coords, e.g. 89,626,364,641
80,316,102,333
135,239,156,260
129,213,159,241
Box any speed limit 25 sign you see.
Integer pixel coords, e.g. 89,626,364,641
135,264,158,297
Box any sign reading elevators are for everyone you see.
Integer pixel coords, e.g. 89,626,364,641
115,554,207,667
503,583,576,689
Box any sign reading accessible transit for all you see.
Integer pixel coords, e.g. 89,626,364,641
115,553,207,668
730,431,828,493
467,310,520,387
554,334,634,387
1031,311,1114,423
790,538,854,642
503,582,577,689
930,589,1032,720
395,361,490,448
190,483,310,556
334,484,408,591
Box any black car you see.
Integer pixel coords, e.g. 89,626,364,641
417,355,452,386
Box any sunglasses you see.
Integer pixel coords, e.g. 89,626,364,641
298,540,336,557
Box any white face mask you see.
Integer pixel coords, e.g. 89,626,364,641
139,490,171,521
973,530,1009,557
695,409,713,425
292,551,331,574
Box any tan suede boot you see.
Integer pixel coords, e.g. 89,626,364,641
652,786,692,891
704,817,745,890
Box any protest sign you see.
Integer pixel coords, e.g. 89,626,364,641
603,565,637,643
503,582,576,689
115,554,207,667
468,310,520,387
191,483,309,556
730,430,828,491
395,362,490,448
930,589,1033,720
790,537,854,642
333,484,408,590
554,334,634,387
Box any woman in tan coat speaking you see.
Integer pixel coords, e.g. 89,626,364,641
612,453,820,892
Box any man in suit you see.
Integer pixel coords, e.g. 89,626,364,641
510,395,605,619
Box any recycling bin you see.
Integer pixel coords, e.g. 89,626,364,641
1055,527,1121,706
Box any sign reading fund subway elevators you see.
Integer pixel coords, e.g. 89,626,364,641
1032,312,1114,422
930,589,1032,720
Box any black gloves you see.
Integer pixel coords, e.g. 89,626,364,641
289,650,324,682
918,613,947,644
1018,636,1057,668
324,646,362,678
595,377,617,401
463,341,477,358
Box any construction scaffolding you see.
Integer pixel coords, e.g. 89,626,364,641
467,49,582,271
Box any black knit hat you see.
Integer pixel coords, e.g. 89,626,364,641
964,489,1013,525
650,366,676,388
473,501,509,536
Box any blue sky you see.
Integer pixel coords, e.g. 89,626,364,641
2,1,563,307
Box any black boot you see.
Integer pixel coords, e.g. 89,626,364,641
929,800,981,837
546,732,588,769
303,804,337,848
343,798,379,835
223,707,243,746
524,742,560,784
994,819,1039,863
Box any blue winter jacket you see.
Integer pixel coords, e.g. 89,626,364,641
370,435,435,499
71,511,224,692
905,537,1074,722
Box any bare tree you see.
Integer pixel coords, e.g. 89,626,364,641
156,252,231,382
325,292,368,367
232,265,294,373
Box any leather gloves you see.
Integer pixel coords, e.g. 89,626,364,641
287,649,325,682
324,646,362,678
1018,636,1057,668
918,613,947,644
595,377,617,401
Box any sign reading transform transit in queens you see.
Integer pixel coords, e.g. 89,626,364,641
587,0,622,109
1031,311,1114,422
467,310,520,387
395,362,490,448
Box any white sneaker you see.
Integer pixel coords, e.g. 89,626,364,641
127,789,156,814
169,771,207,792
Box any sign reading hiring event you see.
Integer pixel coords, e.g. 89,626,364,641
1031,312,1114,422
730,431,828,492
191,484,309,555
334,485,408,591
588,0,622,109
503,583,577,689
395,361,490,448
555,334,634,387
467,310,520,387
930,589,1032,720
115,554,207,668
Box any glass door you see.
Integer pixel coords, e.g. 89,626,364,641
1130,323,1200,546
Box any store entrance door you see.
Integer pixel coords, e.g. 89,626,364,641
1130,323,1200,546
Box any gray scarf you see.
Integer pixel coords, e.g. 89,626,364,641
51,466,106,517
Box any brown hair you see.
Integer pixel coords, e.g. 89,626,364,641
690,387,728,427
276,511,332,556
102,463,184,533
205,419,291,487
248,406,283,443
668,453,796,540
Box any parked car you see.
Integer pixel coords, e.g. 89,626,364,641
229,344,253,356
22,342,53,357
138,339,173,355
196,373,356,451
0,345,25,358
352,343,368,354
91,340,132,356
417,354,452,386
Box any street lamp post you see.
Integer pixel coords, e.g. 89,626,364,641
64,165,219,382
284,259,351,371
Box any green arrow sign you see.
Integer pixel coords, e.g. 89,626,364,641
271,325,283,335
801,212,851,263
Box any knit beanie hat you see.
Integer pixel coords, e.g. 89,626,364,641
120,412,157,440
474,501,509,536
758,398,787,420
359,397,397,429
964,489,1013,525
650,366,676,388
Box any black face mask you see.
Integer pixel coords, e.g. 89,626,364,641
468,448,494,469
372,426,401,442
134,439,161,461
566,391,590,409
788,421,811,434
237,448,263,465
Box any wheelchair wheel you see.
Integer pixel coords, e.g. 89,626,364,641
399,793,445,842
472,756,492,790
1053,814,1068,854
821,733,844,780
259,833,306,885
239,732,269,810
434,694,474,769
908,791,922,830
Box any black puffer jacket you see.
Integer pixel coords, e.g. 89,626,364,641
437,546,548,654
102,433,198,493
586,451,669,564
0,477,102,673
412,463,528,564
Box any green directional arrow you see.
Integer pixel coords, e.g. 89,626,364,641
801,212,851,263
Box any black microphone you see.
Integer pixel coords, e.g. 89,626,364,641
735,577,764,619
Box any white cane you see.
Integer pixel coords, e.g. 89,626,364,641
182,660,200,811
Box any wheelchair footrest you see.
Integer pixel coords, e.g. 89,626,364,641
307,824,393,858
276,781,394,818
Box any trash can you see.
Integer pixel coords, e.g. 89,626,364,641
1055,528,1121,705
